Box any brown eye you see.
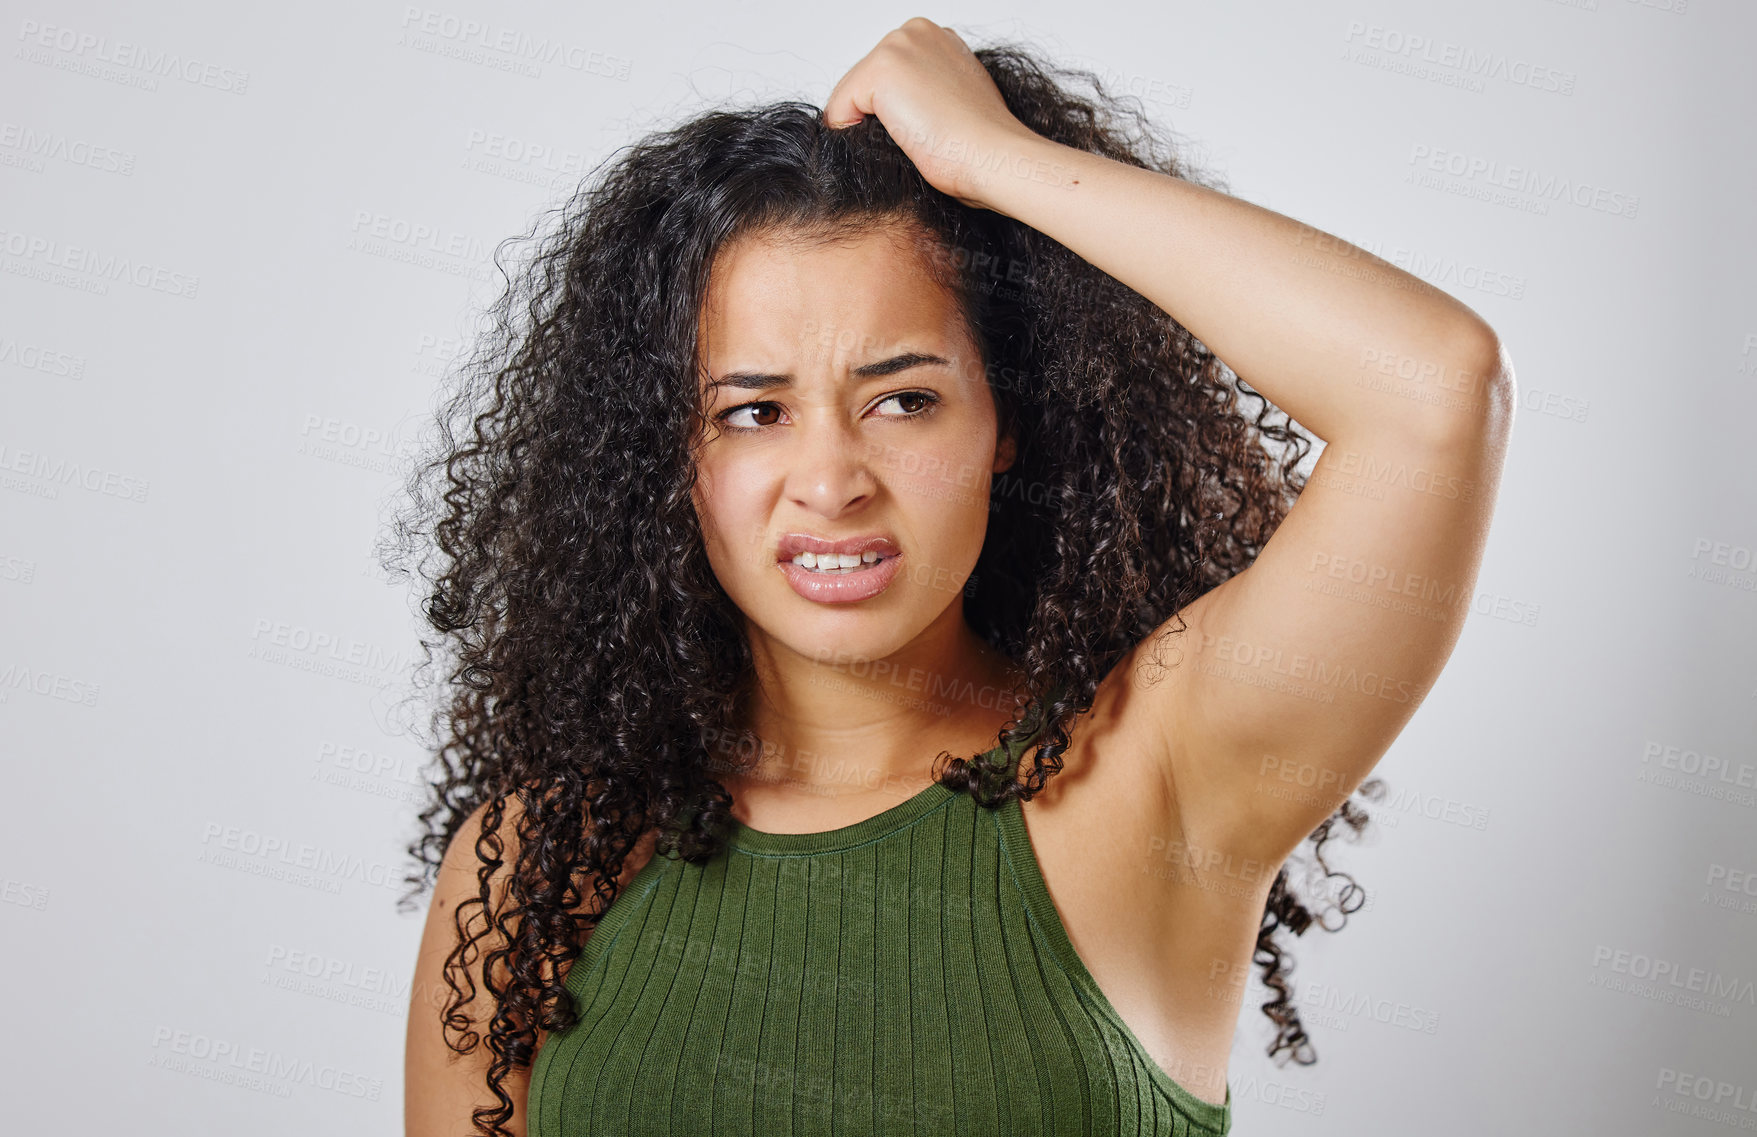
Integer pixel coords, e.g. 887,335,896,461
874,391,941,418
719,402,784,429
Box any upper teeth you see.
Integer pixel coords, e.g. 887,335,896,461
791,551,884,570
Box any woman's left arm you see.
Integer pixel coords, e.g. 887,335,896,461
989,134,1516,865
978,140,1511,450
827,19,1517,865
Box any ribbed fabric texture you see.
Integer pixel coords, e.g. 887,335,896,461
528,725,1232,1136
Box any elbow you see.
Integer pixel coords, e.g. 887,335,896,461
1422,320,1517,451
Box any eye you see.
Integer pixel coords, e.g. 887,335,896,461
713,391,941,433
873,390,941,418
717,401,785,430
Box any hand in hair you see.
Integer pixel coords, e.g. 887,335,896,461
822,17,1038,211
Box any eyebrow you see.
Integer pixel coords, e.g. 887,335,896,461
706,351,952,392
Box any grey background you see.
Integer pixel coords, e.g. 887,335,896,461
2,0,1753,1132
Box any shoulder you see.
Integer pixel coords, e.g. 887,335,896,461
406,793,658,1084
423,796,536,936
439,794,660,893
405,793,662,1133
406,796,539,1134
432,795,662,971
436,796,525,889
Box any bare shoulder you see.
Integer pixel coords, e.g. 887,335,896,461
404,795,657,1137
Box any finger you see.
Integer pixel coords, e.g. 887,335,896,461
821,62,876,128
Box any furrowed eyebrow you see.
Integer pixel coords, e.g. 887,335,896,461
706,351,951,392
851,351,951,378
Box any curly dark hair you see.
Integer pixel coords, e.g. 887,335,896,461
384,39,1383,1137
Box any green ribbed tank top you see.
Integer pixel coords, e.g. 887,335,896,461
527,718,1232,1136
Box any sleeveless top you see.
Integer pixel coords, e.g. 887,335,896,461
527,711,1233,1136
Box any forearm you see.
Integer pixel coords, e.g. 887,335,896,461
978,132,1510,448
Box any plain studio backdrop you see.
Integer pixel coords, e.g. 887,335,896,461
3,0,1753,1132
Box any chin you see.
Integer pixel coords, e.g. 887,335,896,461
782,618,916,668
756,599,925,669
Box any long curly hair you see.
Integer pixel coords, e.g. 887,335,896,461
385,39,1382,1137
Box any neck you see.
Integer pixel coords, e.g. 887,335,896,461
731,604,1028,798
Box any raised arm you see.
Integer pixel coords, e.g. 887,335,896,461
825,19,1515,864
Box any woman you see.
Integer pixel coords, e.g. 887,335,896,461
396,19,1513,1137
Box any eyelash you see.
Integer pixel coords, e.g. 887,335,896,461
714,390,942,433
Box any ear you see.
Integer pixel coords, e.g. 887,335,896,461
993,427,1017,474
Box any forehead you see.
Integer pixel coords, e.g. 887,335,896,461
697,223,967,371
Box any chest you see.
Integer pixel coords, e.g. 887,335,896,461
530,791,1234,1134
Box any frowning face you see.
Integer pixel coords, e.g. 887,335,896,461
690,221,1015,672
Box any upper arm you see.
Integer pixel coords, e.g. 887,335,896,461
1128,332,1515,865
405,799,535,1137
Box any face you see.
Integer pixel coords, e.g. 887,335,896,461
690,222,1016,671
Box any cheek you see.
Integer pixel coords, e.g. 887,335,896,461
882,435,994,519
693,457,763,572
889,441,991,604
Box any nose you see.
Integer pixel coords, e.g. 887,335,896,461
782,411,877,518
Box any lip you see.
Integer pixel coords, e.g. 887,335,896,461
774,532,903,604
774,532,902,561
777,553,902,603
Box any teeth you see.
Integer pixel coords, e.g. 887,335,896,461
790,550,888,573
